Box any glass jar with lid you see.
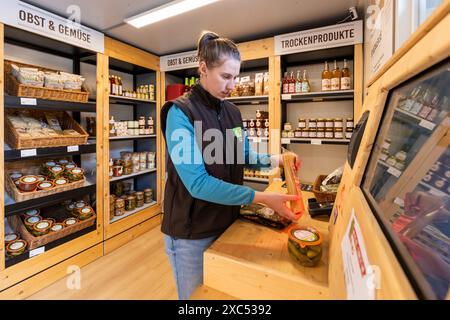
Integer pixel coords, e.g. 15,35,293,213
287,130,295,138
317,118,325,128
345,128,353,139
308,119,317,129
334,128,344,139
346,117,354,129
298,118,307,129
294,129,302,138
284,122,293,131
325,128,334,139
325,118,334,128
317,128,325,139
334,118,343,128
301,129,310,138
309,129,317,138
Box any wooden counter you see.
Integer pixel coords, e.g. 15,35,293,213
204,180,331,299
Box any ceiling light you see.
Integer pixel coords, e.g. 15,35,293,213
125,0,220,28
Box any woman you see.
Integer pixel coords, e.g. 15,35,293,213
160,31,301,300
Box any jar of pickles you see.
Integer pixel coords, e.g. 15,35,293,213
144,189,153,203
125,195,136,211
287,226,323,267
115,198,125,216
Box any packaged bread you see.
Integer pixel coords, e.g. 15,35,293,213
44,72,64,89
263,72,270,95
254,73,264,96
240,203,291,229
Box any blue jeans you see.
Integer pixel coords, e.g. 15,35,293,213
164,234,217,300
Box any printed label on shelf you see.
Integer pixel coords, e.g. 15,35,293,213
418,119,436,131
29,246,45,258
311,139,322,145
251,137,262,143
21,149,37,158
282,94,292,100
387,167,402,178
20,98,37,105
281,138,291,144
394,197,405,208
67,145,79,152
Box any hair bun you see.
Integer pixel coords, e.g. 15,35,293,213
198,31,219,49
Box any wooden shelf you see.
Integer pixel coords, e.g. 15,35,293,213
394,108,437,131
282,90,354,102
110,201,157,224
109,95,156,105
225,95,269,105
4,95,96,112
247,137,269,143
109,169,157,183
89,135,156,141
281,138,350,145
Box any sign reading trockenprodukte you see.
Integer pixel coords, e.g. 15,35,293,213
275,20,363,55
160,50,199,72
0,0,104,53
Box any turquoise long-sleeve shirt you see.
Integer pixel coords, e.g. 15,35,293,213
166,104,271,206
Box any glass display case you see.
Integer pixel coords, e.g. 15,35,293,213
362,59,449,299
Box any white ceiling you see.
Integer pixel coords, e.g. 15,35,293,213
24,0,365,56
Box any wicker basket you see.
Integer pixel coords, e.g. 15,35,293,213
4,60,89,103
312,175,337,203
8,213,96,250
5,108,88,149
5,158,86,202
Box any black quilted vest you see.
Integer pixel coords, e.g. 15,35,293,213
160,84,244,239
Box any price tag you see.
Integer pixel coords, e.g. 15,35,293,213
387,167,402,178
394,197,405,207
251,138,262,143
312,98,324,102
281,138,291,144
29,246,45,258
282,94,292,100
311,139,322,145
20,149,37,158
67,145,79,152
418,120,436,131
20,98,37,105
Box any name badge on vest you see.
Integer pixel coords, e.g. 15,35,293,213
232,127,243,142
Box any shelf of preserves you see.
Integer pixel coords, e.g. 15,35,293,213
110,201,158,224
4,174,97,217
109,168,157,183
109,94,156,105
282,90,354,102
281,138,350,145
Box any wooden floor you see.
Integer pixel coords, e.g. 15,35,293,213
28,226,178,300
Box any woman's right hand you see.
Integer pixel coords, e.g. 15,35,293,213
252,191,300,221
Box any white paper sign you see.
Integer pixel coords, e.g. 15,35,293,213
341,210,376,300
20,98,37,105
387,167,402,178
418,119,436,131
281,94,292,100
0,0,104,53
160,50,199,72
21,149,37,158
275,20,363,55
281,138,291,144
67,145,79,152
29,246,45,258
311,139,322,145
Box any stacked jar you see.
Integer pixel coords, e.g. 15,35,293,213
144,188,153,203
109,195,116,220
147,152,156,169
115,198,125,216
135,192,144,208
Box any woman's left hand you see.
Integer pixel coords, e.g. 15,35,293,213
272,152,301,171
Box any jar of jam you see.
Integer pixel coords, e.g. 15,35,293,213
287,130,295,138
263,128,269,137
309,129,317,138
334,118,343,128
256,128,263,137
255,119,262,129
334,128,344,139
294,129,302,138
248,128,256,137
281,130,288,138
298,118,307,129
115,198,125,216
301,129,309,138
264,119,270,128
346,117,354,129
317,119,325,128
317,128,325,139
345,128,353,139
248,119,255,128
284,123,292,131
113,166,123,177
144,188,153,204
325,118,334,128
125,196,136,211
308,119,317,129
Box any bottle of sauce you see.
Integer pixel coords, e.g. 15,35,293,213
331,60,341,91
340,59,351,90
322,61,331,91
